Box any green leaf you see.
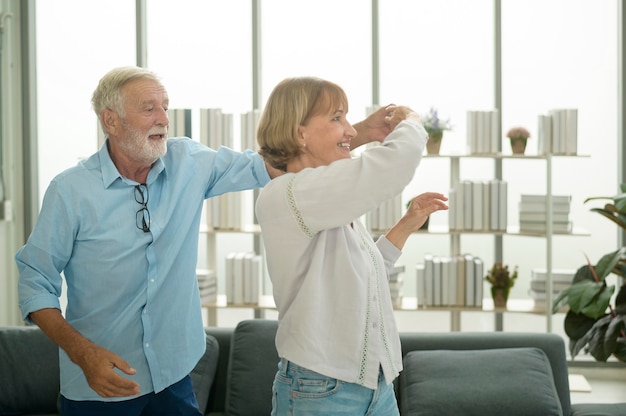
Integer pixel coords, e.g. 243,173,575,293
595,248,626,280
586,315,613,361
613,338,626,363
563,280,614,319
604,315,626,356
615,284,626,315
563,310,596,340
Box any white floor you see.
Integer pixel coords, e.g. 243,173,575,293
569,367,626,405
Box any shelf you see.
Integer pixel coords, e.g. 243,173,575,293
371,225,590,237
423,153,591,160
200,224,261,234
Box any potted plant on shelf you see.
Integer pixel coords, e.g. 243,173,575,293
506,126,530,155
552,183,626,362
422,107,452,155
485,262,518,308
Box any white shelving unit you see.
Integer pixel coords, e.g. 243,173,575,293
199,153,590,332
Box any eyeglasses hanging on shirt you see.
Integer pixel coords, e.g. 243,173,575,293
134,184,151,232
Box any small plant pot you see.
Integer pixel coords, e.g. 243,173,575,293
510,137,527,155
491,287,509,308
427,132,443,155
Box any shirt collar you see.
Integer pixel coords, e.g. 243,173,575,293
99,139,167,187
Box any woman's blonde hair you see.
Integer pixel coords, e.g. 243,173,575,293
257,77,348,171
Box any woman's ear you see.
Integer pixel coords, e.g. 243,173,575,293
297,125,307,148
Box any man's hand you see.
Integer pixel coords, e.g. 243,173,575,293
74,343,140,398
29,308,140,398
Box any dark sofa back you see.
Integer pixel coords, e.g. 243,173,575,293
0,326,60,416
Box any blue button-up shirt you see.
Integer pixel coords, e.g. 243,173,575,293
16,137,270,401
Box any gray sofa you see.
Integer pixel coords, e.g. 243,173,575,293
1,319,624,416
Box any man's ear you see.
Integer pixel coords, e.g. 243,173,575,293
102,109,119,136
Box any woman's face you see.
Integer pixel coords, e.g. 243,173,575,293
298,103,357,168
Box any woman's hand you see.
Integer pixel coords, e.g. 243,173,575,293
351,104,418,149
385,192,448,250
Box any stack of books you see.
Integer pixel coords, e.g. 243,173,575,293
197,269,218,304
518,194,572,233
416,253,484,308
389,265,405,308
529,268,575,308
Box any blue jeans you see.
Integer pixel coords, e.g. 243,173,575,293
60,375,202,416
271,358,400,416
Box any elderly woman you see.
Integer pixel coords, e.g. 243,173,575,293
255,76,448,416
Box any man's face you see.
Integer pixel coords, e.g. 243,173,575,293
116,78,169,165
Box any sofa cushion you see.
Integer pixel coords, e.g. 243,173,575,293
190,334,220,414
225,319,279,416
571,403,626,416
0,326,60,415
400,347,563,416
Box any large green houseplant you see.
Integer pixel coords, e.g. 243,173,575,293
552,183,626,362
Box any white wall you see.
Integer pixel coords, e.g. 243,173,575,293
22,0,623,331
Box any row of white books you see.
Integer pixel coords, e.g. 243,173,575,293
224,251,263,305
537,108,578,155
466,110,499,154
197,269,218,304
518,194,573,233
449,180,508,231
416,253,484,308
367,194,402,231
168,108,193,137
528,268,575,308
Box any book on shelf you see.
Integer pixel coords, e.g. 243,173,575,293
449,179,506,232
473,257,484,307
197,269,217,304
415,263,426,307
531,268,576,283
520,194,572,204
466,109,499,154
433,256,442,306
529,280,572,292
519,221,573,233
464,254,475,307
417,253,485,308
518,201,571,213
519,211,570,223
455,254,466,306
423,253,434,307
537,114,552,155
463,181,473,230
168,108,192,137
472,182,483,231
440,257,450,306
539,108,578,155
225,251,263,305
